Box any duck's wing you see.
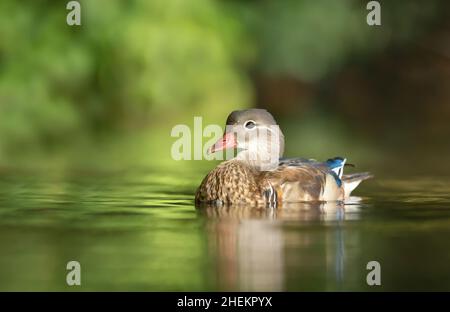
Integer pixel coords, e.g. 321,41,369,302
265,157,372,202
263,161,344,202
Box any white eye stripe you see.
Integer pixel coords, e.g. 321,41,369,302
244,120,256,129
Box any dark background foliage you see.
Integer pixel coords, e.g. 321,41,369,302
0,0,449,173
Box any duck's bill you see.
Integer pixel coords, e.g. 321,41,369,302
208,132,237,154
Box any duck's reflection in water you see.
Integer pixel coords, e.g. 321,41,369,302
197,197,363,291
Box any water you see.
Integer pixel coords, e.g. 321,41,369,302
0,166,450,291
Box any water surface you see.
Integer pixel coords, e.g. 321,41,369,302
0,166,449,291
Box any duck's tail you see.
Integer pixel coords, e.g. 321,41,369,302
342,172,373,197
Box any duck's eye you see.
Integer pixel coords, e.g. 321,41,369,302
244,120,256,129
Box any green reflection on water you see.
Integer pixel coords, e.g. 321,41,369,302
0,165,450,291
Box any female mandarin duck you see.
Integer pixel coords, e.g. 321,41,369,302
195,109,372,207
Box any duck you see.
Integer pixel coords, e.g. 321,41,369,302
195,109,372,207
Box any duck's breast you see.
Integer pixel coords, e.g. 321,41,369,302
195,160,265,206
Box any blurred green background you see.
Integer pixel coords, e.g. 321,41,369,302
1,0,449,173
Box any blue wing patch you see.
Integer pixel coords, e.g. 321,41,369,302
326,157,346,179
326,157,347,187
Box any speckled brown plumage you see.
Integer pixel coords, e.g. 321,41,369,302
195,160,267,206
195,160,346,207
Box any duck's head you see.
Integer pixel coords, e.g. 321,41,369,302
208,109,285,171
